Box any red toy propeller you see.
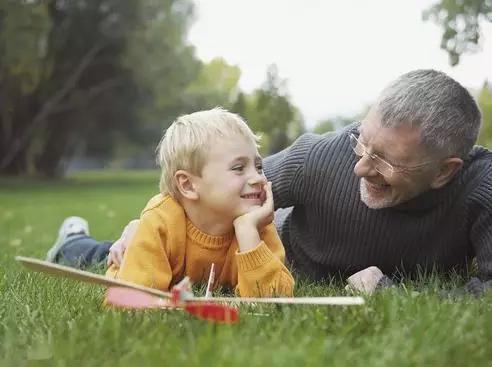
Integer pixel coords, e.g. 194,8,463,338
106,286,239,324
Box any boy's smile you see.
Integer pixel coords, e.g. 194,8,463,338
240,190,265,204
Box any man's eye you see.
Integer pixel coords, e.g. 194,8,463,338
256,164,263,172
232,165,244,172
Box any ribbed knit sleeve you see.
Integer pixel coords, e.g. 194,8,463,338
468,161,492,280
264,133,322,209
235,223,294,297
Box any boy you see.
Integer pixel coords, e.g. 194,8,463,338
47,108,294,297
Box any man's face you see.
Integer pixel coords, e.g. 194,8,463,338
353,112,440,209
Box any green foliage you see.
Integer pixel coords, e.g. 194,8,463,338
0,0,199,177
0,1,51,93
231,65,305,154
312,116,356,135
184,57,241,110
0,171,491,366
125,0,200,128
0,2,307,176
423,0,492,65
313,119,335,134
477,81,492,148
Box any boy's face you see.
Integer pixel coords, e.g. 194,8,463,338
192,136,267,222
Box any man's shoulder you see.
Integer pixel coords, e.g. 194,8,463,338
468,145,492,163
462,146,492,206
465,146,492,177
303,123,356,165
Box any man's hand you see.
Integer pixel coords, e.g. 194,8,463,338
233,182,274,252
346,266,387,295
107,219,140,267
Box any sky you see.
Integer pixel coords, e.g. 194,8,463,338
188,0,492,128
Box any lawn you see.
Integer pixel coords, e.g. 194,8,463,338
0,171,491,366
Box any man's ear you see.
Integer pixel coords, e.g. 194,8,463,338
430,157,463,189
175,170,199,200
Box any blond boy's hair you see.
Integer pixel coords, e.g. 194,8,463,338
156,107,261,198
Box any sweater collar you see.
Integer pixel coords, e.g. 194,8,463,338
389,179,459,212
185,219,234,250
389,148,484,213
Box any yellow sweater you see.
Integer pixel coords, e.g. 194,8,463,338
106,194,294,297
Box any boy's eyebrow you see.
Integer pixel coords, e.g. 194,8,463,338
229,155,262,164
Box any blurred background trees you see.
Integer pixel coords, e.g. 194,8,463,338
0,0,303,177
0,0,490,177
477,82,492,148
423,0,491,149
423,0,491,66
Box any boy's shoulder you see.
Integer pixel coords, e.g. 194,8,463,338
140,194,186,225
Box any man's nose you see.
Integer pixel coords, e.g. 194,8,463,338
353,155,378,178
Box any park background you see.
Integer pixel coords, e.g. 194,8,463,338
1,1,491,366
1,0,492,177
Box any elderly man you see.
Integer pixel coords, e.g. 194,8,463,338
47,69,492,295
266,69,491,294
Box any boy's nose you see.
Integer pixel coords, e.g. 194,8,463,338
248,172,267,186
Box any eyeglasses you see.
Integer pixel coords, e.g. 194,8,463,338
349,133,434,178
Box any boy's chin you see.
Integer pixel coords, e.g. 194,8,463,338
236,203,262,216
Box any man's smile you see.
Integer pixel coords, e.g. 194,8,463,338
363,179,391,194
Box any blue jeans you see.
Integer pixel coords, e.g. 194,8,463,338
56,235,112,269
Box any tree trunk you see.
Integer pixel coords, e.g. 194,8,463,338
34,118,75,178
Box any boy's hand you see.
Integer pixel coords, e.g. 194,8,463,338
107,219,139,267
234,182,274,230
233,182,274,252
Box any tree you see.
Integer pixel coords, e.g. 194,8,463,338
477,81,492,148
232,64,305,154
312,116,357,135
0,0,198,177
423,0,492,65
183,57,241,111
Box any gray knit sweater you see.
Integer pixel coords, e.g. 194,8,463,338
264,124,492,281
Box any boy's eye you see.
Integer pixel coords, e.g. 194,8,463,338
256,163,263,172
232,165,244,172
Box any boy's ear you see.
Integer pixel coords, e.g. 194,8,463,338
430,157,463,189
175,170,199,200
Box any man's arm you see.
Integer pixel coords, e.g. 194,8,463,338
263,134,317,209
107,219,140,267
107,211,173,291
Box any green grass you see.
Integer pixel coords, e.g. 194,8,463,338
1,171,491,366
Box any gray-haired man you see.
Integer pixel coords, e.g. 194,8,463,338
265,69,491,295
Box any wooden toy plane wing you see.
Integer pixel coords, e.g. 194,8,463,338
15,256,170,298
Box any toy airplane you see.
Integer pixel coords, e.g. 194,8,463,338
15,256,364,324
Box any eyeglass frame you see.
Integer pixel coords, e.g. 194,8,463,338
348,132,436,178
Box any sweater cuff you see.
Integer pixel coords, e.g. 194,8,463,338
235,241,274,272
465,277,492,298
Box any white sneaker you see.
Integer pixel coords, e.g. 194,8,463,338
45,216,90,262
